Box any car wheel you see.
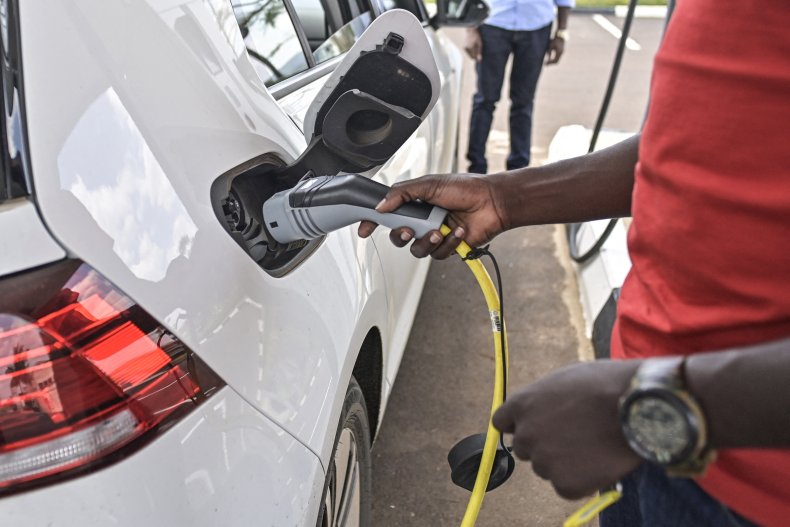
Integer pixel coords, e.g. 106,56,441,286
318,377,372,527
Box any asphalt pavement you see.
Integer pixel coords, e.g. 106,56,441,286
372,13,664,526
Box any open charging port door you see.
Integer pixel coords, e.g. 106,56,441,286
212,9,441,277
281,9,441,179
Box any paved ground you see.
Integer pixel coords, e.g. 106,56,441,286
372,13,664,526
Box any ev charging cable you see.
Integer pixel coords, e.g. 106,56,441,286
450,228,622,527
443,224,511,527
263,173,620,525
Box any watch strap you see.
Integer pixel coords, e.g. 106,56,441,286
632,356,685,390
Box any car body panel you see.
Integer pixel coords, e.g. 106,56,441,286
0,199,65,276
426,27,464,174
0,387,324,526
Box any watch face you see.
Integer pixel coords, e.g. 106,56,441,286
624,394,694,465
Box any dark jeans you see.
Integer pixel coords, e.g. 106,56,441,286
600,464,761,527
466,23,551,173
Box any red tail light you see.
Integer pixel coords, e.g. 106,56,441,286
0,260,223,493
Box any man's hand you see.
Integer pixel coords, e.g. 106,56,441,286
492,360,643,500
357,173,508,259
357,136,641,258
546,36,565,65
464,27,482,61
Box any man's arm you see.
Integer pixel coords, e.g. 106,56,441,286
359,134,639,258
492,132,637,227
491,339,790,500
687,339,790,449
556,5,570,30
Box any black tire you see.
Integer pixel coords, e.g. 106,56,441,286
316,377,372,527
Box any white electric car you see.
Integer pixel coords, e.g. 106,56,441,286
0,0,486,525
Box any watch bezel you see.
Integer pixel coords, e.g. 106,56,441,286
619,386,702,466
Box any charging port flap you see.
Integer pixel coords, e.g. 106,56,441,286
282,9,440,179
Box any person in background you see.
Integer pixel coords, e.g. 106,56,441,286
465,0,573,174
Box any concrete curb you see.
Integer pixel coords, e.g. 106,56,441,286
614,4,668,17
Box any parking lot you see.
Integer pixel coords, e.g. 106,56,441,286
372,12,664,526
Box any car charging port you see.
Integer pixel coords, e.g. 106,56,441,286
220,187,271,262
210,154,324,278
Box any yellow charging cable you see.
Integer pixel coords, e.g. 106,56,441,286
442,225,509,527
564,484,623,527
445,224,622,526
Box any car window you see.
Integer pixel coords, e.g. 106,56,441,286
233,0,310,86
312,11,372,64
290,0,373,64
380,0,426,20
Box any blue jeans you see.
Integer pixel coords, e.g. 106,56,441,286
600,464,761,527
466,23,551,173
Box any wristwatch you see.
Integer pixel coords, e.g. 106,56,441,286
619,357,716,476
554,29,569,41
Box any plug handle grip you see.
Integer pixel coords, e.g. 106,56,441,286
263,174,447,243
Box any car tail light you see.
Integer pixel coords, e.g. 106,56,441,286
0,260,223,494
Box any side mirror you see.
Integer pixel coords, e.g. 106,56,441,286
432,0,489,27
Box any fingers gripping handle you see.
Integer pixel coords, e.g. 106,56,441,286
263,174,447,243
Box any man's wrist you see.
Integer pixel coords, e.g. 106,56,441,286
685,341,790,450
485,171,516,232
554,28,569,41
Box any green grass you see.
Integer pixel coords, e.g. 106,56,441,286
575,0,667,6
425,0,667,6
424,0,667,8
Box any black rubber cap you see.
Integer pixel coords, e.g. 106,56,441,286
447,433,515,492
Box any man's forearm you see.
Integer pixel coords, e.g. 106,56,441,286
687,338,790,449
490,134,638,228
557,6,570,30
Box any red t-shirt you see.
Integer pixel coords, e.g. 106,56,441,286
610,1,790,525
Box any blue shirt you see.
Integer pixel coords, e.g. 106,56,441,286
484,0,573,32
